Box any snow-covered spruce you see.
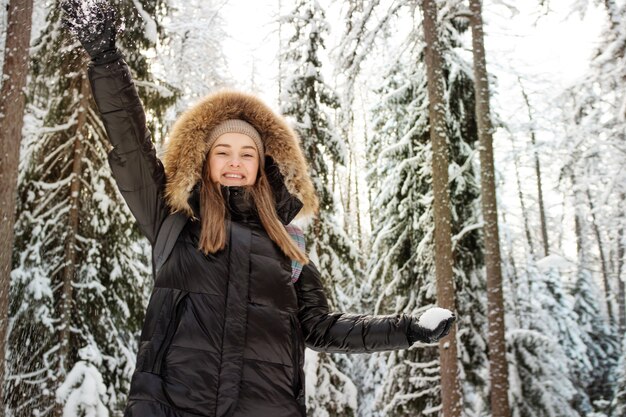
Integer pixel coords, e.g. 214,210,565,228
279,1,361,415
5,2,169,415
360,3,489,415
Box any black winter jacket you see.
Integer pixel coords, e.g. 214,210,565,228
87,57,412,417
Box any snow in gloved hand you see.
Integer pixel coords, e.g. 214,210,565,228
407,307,456,344
417,307,454,330
61,0,125,64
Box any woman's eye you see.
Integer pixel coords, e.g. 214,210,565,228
243,154,254,158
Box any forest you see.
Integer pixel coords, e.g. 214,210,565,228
0,0,625,416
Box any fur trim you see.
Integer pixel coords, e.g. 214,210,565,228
162,90,319,219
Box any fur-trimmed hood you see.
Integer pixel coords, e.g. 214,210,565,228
161,90,318,221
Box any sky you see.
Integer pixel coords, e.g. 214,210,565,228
219,0,605,104
221,0,282,104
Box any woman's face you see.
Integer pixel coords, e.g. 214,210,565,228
208,133,260,186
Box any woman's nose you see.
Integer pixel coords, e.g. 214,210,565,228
229,158,241,167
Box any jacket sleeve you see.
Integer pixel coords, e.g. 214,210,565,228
294,260,412,353
87,57,168,245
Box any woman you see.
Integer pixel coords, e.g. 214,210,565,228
62,2,456,416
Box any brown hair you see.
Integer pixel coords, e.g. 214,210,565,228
198,157,308,265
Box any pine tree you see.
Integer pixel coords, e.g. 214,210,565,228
6,2,174,414
568,173,620,412
556,2,625,412
569,265,619,413
280,1,361,415
507,328,577,417
561,0,626,329
509,261,590,417
363,4,488,415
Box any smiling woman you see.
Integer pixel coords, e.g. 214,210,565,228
62,1,456,416
208,132,260,187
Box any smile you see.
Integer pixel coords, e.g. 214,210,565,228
224,174,244,179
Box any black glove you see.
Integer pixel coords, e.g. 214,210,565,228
407,309,456,344
61,0,122,65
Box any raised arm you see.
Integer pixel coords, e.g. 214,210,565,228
88,58,168,245
63,1,168,245
294,261,456,353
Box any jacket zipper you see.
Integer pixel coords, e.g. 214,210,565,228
152,292,188,375
290,314,301,397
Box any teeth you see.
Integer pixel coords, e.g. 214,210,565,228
224,174,243,179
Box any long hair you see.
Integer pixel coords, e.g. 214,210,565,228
198,157,308,265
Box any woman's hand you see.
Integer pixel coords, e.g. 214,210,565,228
61,0,121,65
407,307,456,344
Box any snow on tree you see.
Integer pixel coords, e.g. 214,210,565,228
360,3,488,415
612,335,626,416
506,328,578,417
279,1,361,415
504,259,593,417
559,0,626,329
552,1,625,412
55,344,109,416
152,0,229,137
566,178,620,413
5,2,173,414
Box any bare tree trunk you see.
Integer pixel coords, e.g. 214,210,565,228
617,193,625,333
353,147,363,253
509,134,535,256
362,95,373,243
420,1,462,416
468,1,511,416
54,73,89,416
501,212,521,326
346,143,353,233
518,77,549,256
332,160,336,199
0,0,34,402
586,189,614,324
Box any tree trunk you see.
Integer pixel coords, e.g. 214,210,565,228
353,145,363,253
468,1,511,416
617,193,624,334
0,0,34,401
362,97,373,244
346,143,353,234
518,77,549,256
509,134,535,256
501,212,522,326
54,72,90,416
420,1,462,416
586,189,614,324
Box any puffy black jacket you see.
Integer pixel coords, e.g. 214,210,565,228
87,57,412,417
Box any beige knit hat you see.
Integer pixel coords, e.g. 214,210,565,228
206,119,264,156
